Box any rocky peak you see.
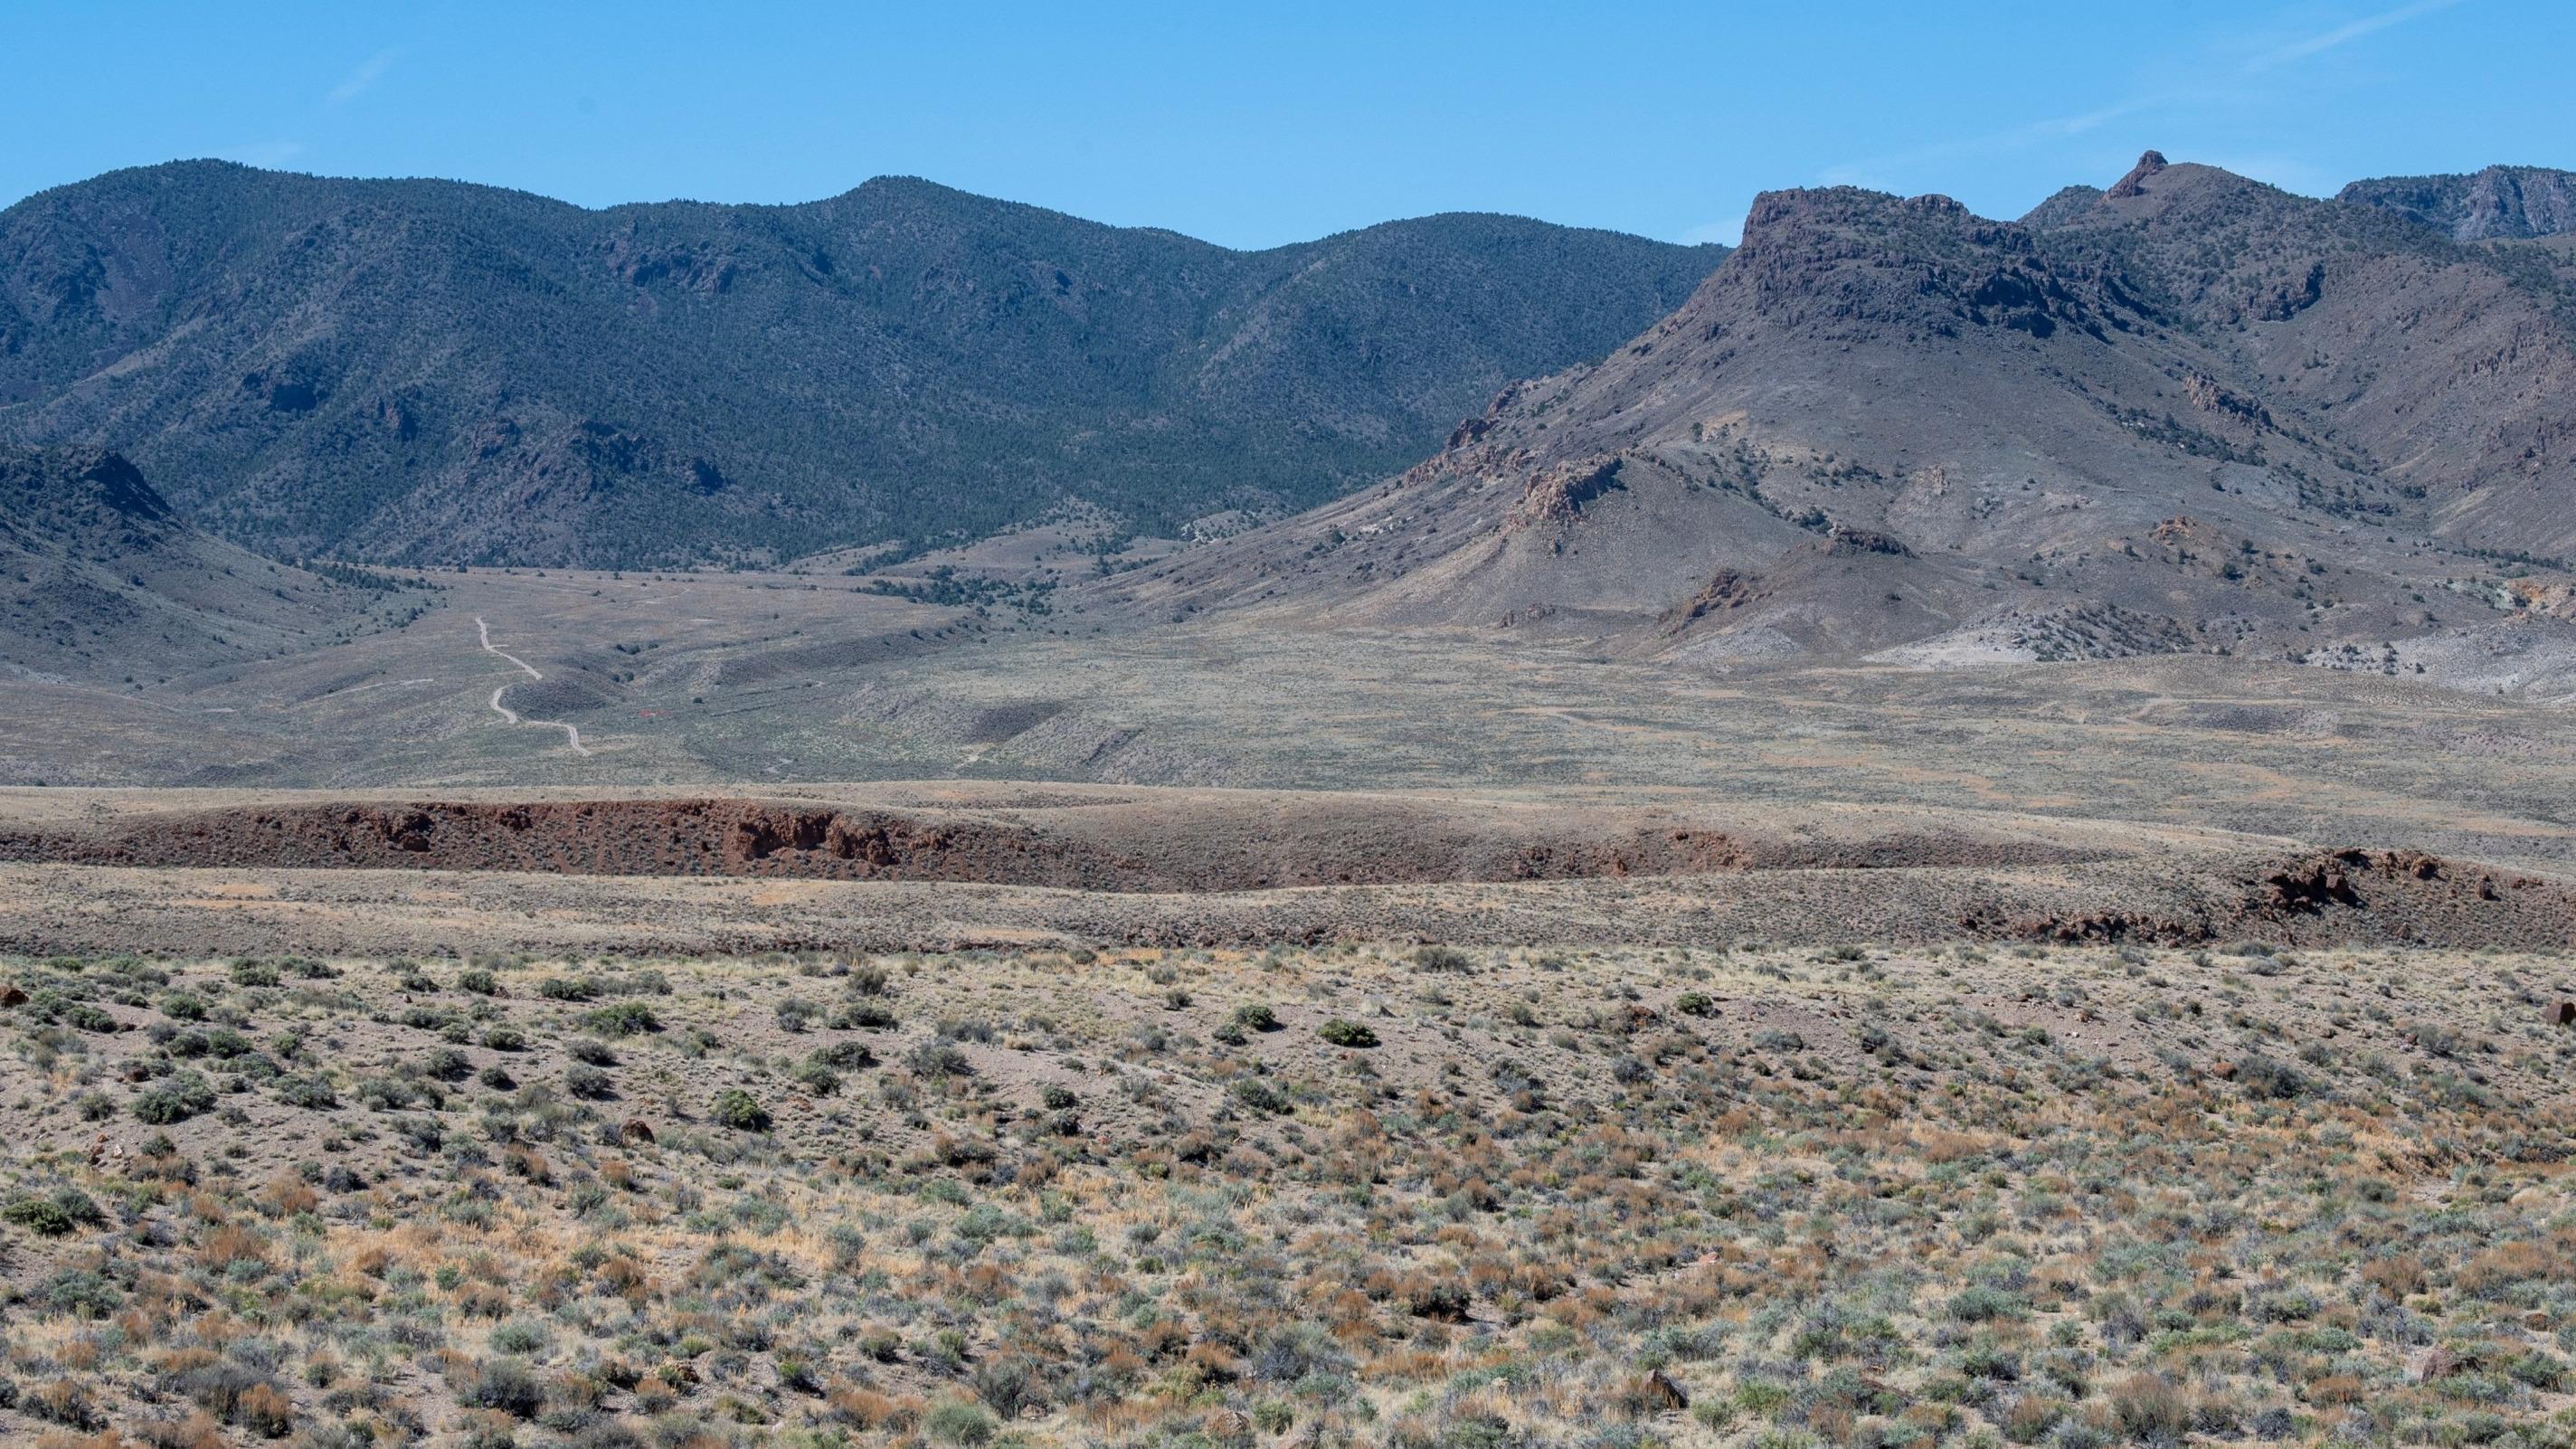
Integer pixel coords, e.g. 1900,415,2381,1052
2107,151,2169,200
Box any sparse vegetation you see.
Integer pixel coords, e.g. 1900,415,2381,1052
0,940,2569,1447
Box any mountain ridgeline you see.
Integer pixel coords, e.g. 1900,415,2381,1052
1103,154,2576,674
0,162,1722,567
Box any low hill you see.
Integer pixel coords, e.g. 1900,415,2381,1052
0,163,1721,567
0,444,410,683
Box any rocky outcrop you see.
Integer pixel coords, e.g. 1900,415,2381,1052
2106,150,2168,200
1506,455,1626,528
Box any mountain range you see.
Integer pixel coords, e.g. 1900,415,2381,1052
5,153,2576,687
0,162,1720,567
1104,153,2576,677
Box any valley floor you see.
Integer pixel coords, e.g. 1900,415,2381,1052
5,567,2574,1449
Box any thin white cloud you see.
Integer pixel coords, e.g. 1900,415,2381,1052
327,49,398,105
1815,0,2471,196
2246,0,2467,71
1819,91,2176,189
2202,153,2344,196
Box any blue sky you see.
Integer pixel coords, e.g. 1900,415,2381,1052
5,0,2568,248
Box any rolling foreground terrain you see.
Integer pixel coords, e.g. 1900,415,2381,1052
2,942,2574,1449
5,153,2576,1448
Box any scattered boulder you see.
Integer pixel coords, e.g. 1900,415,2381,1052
1632,1369,1689,1412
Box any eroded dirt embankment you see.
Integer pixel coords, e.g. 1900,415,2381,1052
1,841,2570,959
4,791,2567,954
0,795,2083,890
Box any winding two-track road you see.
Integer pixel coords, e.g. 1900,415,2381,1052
476,616,592,756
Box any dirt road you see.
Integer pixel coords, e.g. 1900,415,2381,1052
475,616,592,756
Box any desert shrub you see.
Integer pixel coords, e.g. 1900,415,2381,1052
2235,1055,2307,1100
908,1041,973,1078
926,1400,997,1446
583,1002,661,1036
24,1376,103,1428
490,1321,550,1354
458,1357,545,1418
1234,1003,1280,1031
175,1357,297,1435
2108,1373,2189,1444
2508,1351,2570,1390
2000,1396,2066,1444
1947,1285,2028,1323
355,1075,434,1111
565,1064,616,1100
5,1188,101,1236
43,1266,123,1317
810,1040,874,1069
1232,1077,1291,1113
1041,1084,1078,1110
230,960,281,987
162,992,208,1019
834,1000,899,1029
775,998,820,1032
236,1379,294,1436
711,1089,772,1132
135,1069,217,1123
537,976,599,1001
1675,991,1718,1017
457,967,501,995
567,1037,619,1065
275,1075,338,1110
1412,945,1474,972
1250,1324,1350,1382
480,1025,526,1051
1319,1018,1378,1048
791,1059,841,1095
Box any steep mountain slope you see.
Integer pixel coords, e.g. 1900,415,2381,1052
0,162,1721,567
1103,154,2576,677
0,445,408,682
2340,165,2576,240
